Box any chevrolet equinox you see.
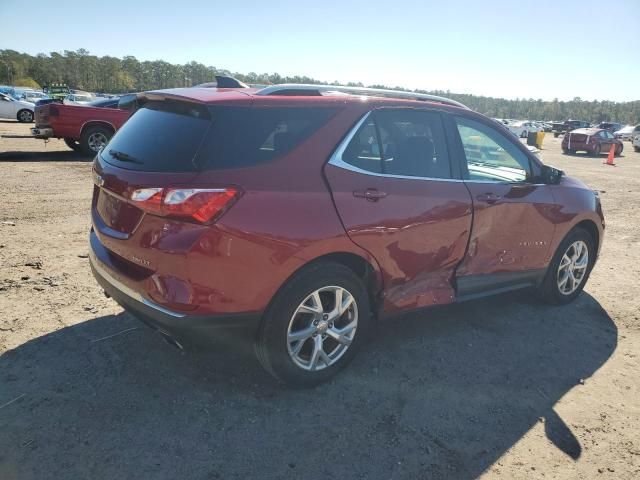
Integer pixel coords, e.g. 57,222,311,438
89,82,605,385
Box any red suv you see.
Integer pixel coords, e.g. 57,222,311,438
89,83,605,385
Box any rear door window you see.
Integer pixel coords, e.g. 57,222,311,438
198,107,337,170
340,109,452,179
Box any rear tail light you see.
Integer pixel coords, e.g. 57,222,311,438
130,187,241,223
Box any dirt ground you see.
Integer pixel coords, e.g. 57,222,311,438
0,119,639,480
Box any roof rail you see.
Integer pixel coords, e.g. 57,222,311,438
255,84,468,109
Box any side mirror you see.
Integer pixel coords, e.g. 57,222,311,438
117,94,139,111
541,165,564,185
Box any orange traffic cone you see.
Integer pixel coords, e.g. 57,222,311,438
604,143,616,166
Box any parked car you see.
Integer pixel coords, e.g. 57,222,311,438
64,93,93,105
32,96,131,154
43,83,70,101
552,120,591,137
562,128,623,156
596,122,623,133
614,125,640,141
89,83,605,386
0,92,35,122
20,91,49,103
508,120,542,138
633,133,640,152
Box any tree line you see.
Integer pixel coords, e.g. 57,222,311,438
1,49,638,124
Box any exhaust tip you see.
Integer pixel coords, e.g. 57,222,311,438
158,331,184,350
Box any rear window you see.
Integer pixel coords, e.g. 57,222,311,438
103,103,337,172
102,100,212,172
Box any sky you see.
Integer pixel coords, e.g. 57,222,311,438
1,0,639,102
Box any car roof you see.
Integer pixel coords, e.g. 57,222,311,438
143,86,468,111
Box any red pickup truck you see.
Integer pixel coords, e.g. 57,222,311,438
31,97,132,154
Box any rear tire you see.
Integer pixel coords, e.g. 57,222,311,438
614,144,623,157
634,146,640,153
536,227,596,305
64,138,82,152
255,262,370,386
80,125,112,155
17,109,33,123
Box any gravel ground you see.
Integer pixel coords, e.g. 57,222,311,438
1,120,639,480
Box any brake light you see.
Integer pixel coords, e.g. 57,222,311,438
130,187,241,223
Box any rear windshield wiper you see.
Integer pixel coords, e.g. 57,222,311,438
109,149,143,164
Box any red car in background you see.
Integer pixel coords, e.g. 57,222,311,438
562,128,624,156
89,83,605,385
32,97,133,154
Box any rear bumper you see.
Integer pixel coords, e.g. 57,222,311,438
89,231,262,346
31,127,53,139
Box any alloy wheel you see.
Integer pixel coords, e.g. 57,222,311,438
88,132,109,152
286,286,358,371
557,240,589,295
19,110,33,122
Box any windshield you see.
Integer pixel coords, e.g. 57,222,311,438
73,95,92,102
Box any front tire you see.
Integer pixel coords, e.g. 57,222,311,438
17,109,33,123
537,227,596,305
255,262,371,386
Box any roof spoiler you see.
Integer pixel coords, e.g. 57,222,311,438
194,75,249,89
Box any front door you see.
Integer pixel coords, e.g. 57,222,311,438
325,108,473,313
448,114,557,296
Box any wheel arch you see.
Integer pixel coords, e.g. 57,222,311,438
80,120,116,137
574,219,600,253
267,251,383,321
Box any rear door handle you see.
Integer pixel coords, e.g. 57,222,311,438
353,189,387,201
476,192,502,204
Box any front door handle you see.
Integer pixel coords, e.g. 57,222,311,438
353,188,387,201
476,192,502,204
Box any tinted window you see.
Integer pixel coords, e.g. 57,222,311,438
454,116,530,183
199,107,337,170
102,100,211,172
341,109,451,179
88,98,119,108
341,117,384,173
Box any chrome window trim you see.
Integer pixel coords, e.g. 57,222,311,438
328,112,546,186
328,112,464,183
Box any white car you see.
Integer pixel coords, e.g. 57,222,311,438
508,120,543,138
614,125,640,141
20,91,49,104
0,92,35,122
63,93,93,105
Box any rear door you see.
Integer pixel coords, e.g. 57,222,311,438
448,114,557,296
324,108,473,312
